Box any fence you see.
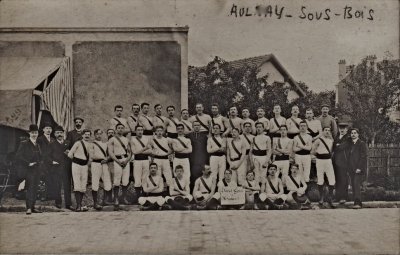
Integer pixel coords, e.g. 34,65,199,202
367,143,400,190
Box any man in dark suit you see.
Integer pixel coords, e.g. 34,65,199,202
188,121,209,192
37,122,55,200
51,126,73,210
66,117,84,148
16,124,43,215
348,128,368,209
332,123,351,204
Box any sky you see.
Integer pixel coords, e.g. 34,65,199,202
0,0,398,92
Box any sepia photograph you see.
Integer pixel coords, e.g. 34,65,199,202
0,0,399,254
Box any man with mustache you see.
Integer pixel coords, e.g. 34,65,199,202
50,125,73,210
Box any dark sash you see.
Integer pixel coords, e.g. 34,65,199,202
298,135,306,146
319,138,331,154
307,123,319,137
175,177,184,191
278,138,282,149
156,115,165,123
195,115,209,131
289,175,303,188
222,179,228,187
114,136,128,155
169,117,178,127
212,136,222,148
291,117,300,129
182,120,192,131
268,178,280,194
149,175,157,187
143,115,154,127
113,117,124,127
200,177,211,193
253,137,261,151
176,137,188,149
93,141,107,158
129,116,137,123
231,140,242,158
273,118,281,129
243,134,251,146
153,138,169,154
80,141,89,160
229,118,235,129
247,180,253,187
136,137,145,148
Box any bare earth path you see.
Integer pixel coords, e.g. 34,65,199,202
0,208,399,254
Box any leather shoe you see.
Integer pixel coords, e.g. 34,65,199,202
32,208,43,213
26,209,32,215
65,205,74,211
55,204,62,209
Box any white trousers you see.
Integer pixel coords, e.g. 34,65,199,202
259,192,287,202
253,155,268,183
153,158,172,186
91,162,112,191
138,196,165,206
316,158,336,186
295,154,312,182
210,155,226,180
133,159,150,188
72,163,88,192
113,160,130,187
274,160,290,181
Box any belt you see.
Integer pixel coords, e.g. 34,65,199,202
115,154,128,160
230,157,240,162
316,153,331,159
210,152,225,157
253,150,266,156
270,132,281,138
296,150,311,155
72,157,88,166
167,132,178,139
135,154,149,160
143,130,153,135
275,155,289,161
246,149,250,155
175,153,190,159
153,155,169,160
145,192,164,197
92,159,105,163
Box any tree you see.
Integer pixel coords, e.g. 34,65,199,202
337,57,400,145
189,56,336,119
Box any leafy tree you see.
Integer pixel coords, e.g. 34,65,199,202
337,57,400,145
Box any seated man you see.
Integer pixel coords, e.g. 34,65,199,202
241,171,260,209
285,164,311,210
214,169,243,209
165,165,193,210
259,164,287,210
138,162,165,210
193,165,219,210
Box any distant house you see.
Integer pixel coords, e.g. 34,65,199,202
335,55,400,123
191,54,306,102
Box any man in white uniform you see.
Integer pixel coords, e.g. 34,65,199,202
311,127,336,208
189,103,211,135
91,129,112,210
171,124,192,181
272,125,293,182
108,123,132,210
252,122,272,183
165,165,192,210
207,123,226,180
286,105,302,139
227,128,247,186
269,105,286,141
109,105,130,136
151,126,173,187
139,162,165,210
293,121,313,182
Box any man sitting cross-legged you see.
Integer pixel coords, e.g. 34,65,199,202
193,165,219,210
138,162,165,210
165,165,193,210
284,164,311,210
258,164,288,210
